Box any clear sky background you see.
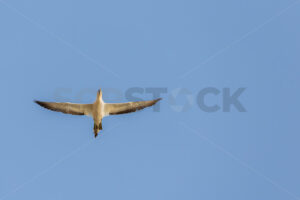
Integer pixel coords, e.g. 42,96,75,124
0,0,300,199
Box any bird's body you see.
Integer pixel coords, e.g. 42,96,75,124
35,89,161,137
92,93,106,136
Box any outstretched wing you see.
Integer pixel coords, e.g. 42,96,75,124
35,100,93,116
104,98,161,115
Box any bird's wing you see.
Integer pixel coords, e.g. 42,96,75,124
104,98,161,115
35,100,93,116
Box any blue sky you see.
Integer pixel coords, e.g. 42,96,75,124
0,0,300,199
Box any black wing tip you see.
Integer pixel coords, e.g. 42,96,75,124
34,100,41,105
34,100,42,105
155,98,162,102
34,100,48,108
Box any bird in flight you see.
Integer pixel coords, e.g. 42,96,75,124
35,89,162,138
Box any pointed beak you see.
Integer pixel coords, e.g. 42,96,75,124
98,89,101,94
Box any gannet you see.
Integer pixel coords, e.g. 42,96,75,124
35,89,162,138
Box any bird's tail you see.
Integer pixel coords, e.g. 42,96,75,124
94,123,99,138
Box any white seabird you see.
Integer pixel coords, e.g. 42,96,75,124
35,89,161,137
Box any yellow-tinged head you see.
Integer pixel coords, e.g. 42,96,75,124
97,89,102,101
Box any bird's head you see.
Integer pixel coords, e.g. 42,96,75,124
97,89,102,100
